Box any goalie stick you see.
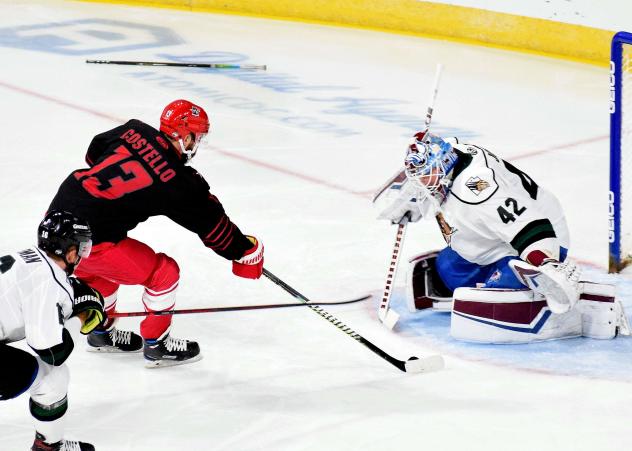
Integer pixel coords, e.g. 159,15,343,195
263,268,444,373
378,63,443,330
107,295,370,318
86,59,266,70
377,214,410,329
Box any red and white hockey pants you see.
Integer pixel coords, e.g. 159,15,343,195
74,238,179,339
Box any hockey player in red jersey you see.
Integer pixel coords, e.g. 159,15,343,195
48,99,264,367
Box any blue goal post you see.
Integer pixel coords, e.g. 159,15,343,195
610,31,632,272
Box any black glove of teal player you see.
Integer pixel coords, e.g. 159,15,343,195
68,277,106,334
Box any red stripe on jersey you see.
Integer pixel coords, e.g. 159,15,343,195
212,224,235,250
213,220,230,244
204,216,228,243
217,235,234,252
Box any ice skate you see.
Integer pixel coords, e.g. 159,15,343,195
87,327,142,353
32,432,95,451
143,332,201,368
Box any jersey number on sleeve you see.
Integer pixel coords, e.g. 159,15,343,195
497,197,526,224
73,146,153,200
0,255,16,274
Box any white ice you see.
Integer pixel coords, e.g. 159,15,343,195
1,1,631,450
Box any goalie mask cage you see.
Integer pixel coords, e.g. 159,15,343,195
610,31,632,272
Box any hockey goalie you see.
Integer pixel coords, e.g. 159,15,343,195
374,131,631,343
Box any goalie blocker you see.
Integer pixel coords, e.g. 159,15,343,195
406,251,631,343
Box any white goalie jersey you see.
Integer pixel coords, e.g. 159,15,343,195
438,143,569,265
374,141,570,265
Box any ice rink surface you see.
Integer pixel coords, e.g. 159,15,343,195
1,1,632,450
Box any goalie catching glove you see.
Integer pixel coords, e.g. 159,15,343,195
68,277,106,334
509,256,581,314
373,169,425,225
373,133,461,225
232,235,264,279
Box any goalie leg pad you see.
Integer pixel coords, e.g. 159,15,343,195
406,251,453,313
450,287,582,343
578,282,630,339
408,249,528,313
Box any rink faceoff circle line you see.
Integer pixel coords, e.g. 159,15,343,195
0,80,121,123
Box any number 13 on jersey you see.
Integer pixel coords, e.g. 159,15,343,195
74,146,153,200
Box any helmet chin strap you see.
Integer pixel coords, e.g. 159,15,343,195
177,137,197,163
177,138,188,161
63,255,80,276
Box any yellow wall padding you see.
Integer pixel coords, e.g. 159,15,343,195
79,0,615,64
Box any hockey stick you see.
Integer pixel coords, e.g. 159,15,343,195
377,63,443,330
423,63,443,134
108,295,370,318
85,60,266,70
263,268,444,373
377,214,410,329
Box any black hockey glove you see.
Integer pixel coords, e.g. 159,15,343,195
68,277,106,334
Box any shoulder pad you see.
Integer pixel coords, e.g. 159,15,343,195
449,149,499,204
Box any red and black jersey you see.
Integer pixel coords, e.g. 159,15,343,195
48,119,252,261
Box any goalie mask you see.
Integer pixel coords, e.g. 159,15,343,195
404,133,458,210
160,99,210,163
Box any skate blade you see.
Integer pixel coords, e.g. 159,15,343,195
144,354,203,369
86,346,142,354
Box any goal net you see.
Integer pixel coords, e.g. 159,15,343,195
610,31,632,272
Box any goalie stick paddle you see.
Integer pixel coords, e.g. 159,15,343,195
85,60,267,70
263,268,444,373
108,295,370,318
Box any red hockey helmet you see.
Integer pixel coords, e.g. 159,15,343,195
159,99,210,162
